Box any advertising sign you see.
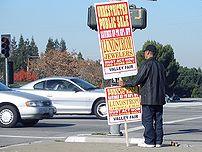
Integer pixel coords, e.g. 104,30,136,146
95,1,137,79
105,86,141,125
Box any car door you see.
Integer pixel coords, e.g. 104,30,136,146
43,79,91,114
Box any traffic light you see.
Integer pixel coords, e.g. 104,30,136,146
87,5,147,32
87,5,97,31
1,34,11,58
129,5,147,31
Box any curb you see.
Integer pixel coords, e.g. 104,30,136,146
65,135,144,144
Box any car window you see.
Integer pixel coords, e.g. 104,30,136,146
53,80,80,91
70,78,97,90
45,80,59,90
34,82,44,90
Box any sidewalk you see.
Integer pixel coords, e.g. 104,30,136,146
1,135,202,152
1,140,202,152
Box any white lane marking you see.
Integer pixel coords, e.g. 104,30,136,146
65,136,86,142
126,126,144,132
123,116,202,133
0,135,66,139
165,102,202,107
164,116,202,124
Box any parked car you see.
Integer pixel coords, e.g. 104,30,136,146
16,77,107,120
0,82,56,128
165,94,180,102
172,95,180,101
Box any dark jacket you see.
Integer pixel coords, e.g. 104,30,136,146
125,57,166,105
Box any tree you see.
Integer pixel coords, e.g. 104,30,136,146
24,38,31,59
60,38,67,52
10,36,39,74
12,35,26,71
10,37,18,57
192,86,202,98
77,52,84,60
28,49,104,87
175,67,202,97
29,37,39,56
46,38,67,52
77,59,103,87
46,38,55,53
29,49,79,78
54,39,60,51
136,40,180,96
9,37,18,73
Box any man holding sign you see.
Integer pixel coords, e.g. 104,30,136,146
119,44,166,148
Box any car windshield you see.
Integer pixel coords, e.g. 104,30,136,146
70,78,97,91
0,82,11,91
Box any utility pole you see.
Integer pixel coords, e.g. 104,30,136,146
109,78,122,136
5,58,8,86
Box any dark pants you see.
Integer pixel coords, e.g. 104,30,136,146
142,105,163,145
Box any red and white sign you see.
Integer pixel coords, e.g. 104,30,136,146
95,1,137,79
105,86,142,125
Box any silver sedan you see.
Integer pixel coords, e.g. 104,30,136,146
16,77,107,120
0,82,56,128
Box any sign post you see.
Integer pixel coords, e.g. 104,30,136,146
109,78,122,136
124,122,129,147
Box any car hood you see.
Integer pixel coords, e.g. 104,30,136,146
0,90,50,101
87,88,105,93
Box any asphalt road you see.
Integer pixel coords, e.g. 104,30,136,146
0,101,202,148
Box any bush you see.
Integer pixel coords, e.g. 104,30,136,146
14,69,38,82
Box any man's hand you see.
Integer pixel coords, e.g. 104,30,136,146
118,78,124,86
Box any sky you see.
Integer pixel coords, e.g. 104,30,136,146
1,0,202,69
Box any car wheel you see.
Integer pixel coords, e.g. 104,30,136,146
21,119,39,127
93,99,107,120
0,105,19,128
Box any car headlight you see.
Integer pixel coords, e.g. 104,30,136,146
25,101,43,107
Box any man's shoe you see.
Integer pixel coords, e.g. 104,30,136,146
138,142,155,148
156,144,162,148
